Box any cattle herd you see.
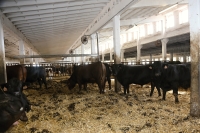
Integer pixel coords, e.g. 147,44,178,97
0,61,191,132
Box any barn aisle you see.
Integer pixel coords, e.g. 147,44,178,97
5,77,199,133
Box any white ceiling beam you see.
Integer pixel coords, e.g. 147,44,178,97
21,24,88,34
10,8,101,22
17,20,92,30
6,4,105,18
71,0,141,49
13,11,98,25
22,26,86,36
16,18,94,29
1,0,109,13
129,0,188,8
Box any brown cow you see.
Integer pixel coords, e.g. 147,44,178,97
6,65,27,83
67,61,106,94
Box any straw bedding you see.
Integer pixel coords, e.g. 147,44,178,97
5,76,200,133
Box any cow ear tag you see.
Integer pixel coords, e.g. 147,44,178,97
149,66,152,69
3,87,7,91
164,65,168,69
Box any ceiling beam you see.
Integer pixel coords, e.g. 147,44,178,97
6,4,106,18
10,8,101,22
12,54,99,59
129,0,188,8
1,0,109,13
14,12,97,25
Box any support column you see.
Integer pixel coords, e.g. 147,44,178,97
161,38,169,61
110,49,113,62
0,17,6,84
91,34,98,62
19,40,25,64
102,53,105,62
113,15,121,93
189,0,200,117
170,52,173,62
183,54,187,63
136,30,141,64
74,49,77,63
150,54,152,64
121,49,124,62
81,43,85,63
29,49,33,65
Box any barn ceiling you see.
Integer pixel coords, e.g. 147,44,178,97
0,0,189,62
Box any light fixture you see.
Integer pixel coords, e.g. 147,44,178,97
159,4,178,14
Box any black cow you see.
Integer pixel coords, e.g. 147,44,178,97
151,61,190,103
25,67,47,89
67,61,106,94
103,63,112,90
0,78,31,132
149,61,182,97
111,64,161,96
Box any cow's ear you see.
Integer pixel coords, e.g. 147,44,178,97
149,66,152,69
3,87,7,91
164,65,168,69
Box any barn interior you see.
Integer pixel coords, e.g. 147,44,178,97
0,0,200,132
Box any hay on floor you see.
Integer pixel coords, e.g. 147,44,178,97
5,76,200,133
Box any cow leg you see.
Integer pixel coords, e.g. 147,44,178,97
37,78,42,89
173,88,179,103
42,77,48,89
150,82,155,97
162,89,166,100
83,83,87,91
156,85,161,97
78,84,82,92
108,78,111,90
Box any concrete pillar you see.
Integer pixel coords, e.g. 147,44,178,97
18,40,25,64
102,53,104,62
0,17,7,84
136,30,141,64
161,38,169,61
121,49,124,62
189,0,200,117
74,49,77,63
113,14,121,92
29,49,33,65
170,52,173,61
150,54,152,64
91,34,98,62
110,49,113,62
183,54,187,63
81,43,85,63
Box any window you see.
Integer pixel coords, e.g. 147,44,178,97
156,21,161,32
139,25,145,37
166,12,174,28
179,8,188,24
147,23,153,35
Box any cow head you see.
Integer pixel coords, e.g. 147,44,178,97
66,78,76,90
151,61,163,77
111,64,123,76
1,78,23,97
